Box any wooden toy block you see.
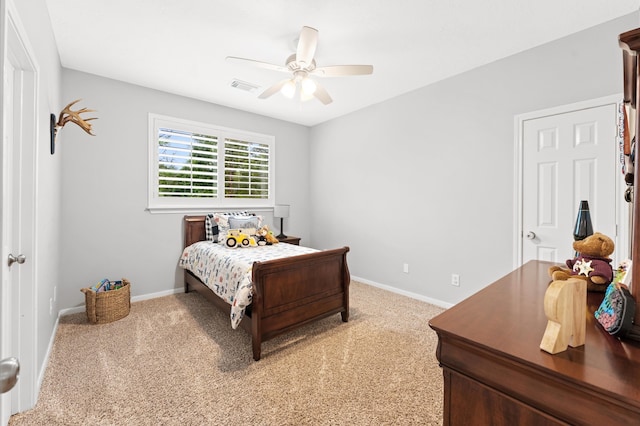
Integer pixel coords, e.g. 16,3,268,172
540,278,587,354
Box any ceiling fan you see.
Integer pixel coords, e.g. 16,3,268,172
226,26,373,105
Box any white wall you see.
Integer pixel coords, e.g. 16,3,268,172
5,0,62,398
58,70,310,310
309,13,639,305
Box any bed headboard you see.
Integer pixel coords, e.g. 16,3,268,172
184,215,207,248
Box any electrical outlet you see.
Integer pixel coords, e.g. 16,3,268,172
403,263,409,273
451,274,460,286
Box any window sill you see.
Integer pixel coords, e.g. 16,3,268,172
146,206,275,215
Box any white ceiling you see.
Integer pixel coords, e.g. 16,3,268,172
45,0,640,127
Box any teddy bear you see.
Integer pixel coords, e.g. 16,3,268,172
548,232,614,292
255,225,279,245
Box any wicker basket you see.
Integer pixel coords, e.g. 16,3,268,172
81,279,131,324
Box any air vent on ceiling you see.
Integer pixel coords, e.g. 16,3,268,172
230,79,260,93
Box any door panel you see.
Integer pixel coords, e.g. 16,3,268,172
0,50,17,426
522,103,617,264
1,6,38,423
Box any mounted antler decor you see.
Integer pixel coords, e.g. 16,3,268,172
50,99,97,154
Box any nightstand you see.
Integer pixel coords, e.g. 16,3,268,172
278,236,301,245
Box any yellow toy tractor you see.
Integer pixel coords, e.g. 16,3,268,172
225,228,257,248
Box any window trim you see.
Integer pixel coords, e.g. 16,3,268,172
147,113,275,213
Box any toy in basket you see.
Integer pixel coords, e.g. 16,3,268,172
80,278,131,324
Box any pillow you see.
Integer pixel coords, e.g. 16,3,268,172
219,214,265,244
205,211,250,242
205,214,219,242
229,215,262,232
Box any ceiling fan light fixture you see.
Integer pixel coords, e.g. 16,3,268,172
300,90,314,102
281,80,296,98
230,26,372,106
301,77,317,96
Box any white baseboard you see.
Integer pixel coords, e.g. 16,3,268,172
58,287,184,317
35,313,60,406
131,288,185,303
351,275,454,309
58,280,451,318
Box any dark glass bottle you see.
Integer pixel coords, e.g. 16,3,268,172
573,200,593,242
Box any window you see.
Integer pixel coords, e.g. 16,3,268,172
148,114,274,212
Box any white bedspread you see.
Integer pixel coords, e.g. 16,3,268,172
179,242,317,328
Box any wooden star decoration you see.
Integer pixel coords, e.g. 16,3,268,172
577,260,594,277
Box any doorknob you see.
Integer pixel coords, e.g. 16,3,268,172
0,357,19,394
7,253,26,267
525,231,536,240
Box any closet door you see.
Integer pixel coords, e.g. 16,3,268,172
521,103,617,264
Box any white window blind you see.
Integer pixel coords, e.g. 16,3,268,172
148,114,274,212
224,138,270,199
158,128,218,198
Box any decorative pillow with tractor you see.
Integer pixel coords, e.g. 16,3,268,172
548,232,614,292
225,228,257,248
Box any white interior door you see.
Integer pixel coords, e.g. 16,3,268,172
520,100,619,265
1,5,38,423
0,48,14,426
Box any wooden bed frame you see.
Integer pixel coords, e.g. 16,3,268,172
183,215,350,360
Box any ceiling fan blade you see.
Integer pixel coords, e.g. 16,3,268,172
226,56,288,73
313,64,374,77
296,26,318,67
258,79,290,99
313,82,333,105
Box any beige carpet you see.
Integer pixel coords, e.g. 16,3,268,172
10,281,445,425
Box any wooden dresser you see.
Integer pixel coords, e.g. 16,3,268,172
429,260,640,425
